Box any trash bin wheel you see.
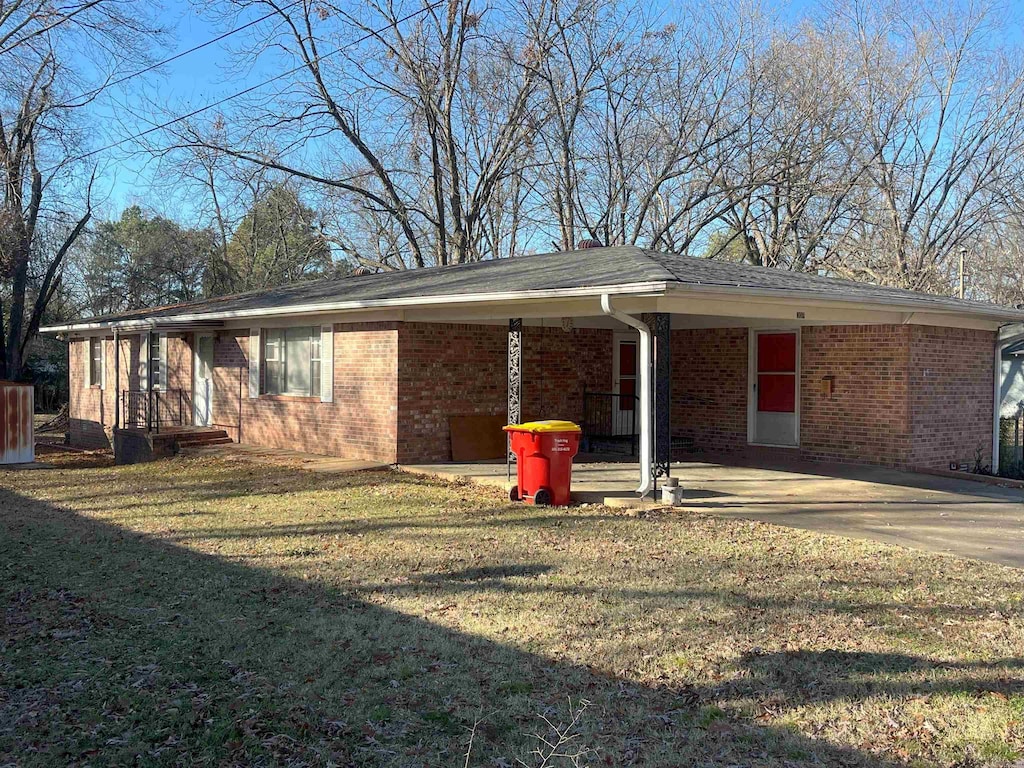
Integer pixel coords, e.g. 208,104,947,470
509,485,520,502
533,488,552,506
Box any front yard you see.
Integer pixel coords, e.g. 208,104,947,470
2,452,1023,766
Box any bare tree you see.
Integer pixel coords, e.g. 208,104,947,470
162,0,563,269
719,24,875,271
828,0,1024,291
124,0,1024,309
530,0,755,253
0,0,159,377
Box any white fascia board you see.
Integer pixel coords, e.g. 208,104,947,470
40,281,668,334
663,283,1024,323
44,277,1024,335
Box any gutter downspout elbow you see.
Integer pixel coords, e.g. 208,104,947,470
600,294,654,497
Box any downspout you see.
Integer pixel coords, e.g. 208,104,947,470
993,324,1024,473
600,294,653,497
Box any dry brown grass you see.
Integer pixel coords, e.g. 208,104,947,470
1,451,1022,766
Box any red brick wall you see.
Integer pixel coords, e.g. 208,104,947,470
799,325,912,467
69,334,149,449
66,320,996,471
395,322,613,464
396,323,506,463
908,326,994,471
213,323,399,463
155,334,194,426
670,328,748,453
524,326,613,424
69,338,111,449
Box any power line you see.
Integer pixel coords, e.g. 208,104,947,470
0,1,103,56
54,2,444,171
70,0,305,104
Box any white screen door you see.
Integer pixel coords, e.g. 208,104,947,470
612,334,639,436
193,334,215,427
751,330,798,446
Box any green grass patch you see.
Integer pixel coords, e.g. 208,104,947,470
2,452,1024,766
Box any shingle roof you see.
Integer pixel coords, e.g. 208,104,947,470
645,250,1013,312
44,246,1024,330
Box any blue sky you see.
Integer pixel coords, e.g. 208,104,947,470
90,0,260,216
85,0,1024,221
89,0,825,217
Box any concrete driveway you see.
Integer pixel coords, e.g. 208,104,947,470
670,462,1024,569
406,458,1024,568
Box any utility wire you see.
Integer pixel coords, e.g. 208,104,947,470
0,0,103,56
53,1,444,171
70,0,305,103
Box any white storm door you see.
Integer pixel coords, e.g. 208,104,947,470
193,334,215,427
612,333,639,436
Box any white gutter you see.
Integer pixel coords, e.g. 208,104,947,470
600,293,654,497
992,325,1024,472
41,281,669,334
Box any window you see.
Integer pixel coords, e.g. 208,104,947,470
262,327,321,397
149,333,163,389
89,338,103,387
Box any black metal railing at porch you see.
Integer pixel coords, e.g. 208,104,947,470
581,390,639,456
121,389,186,433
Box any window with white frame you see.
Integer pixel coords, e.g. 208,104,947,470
89,338,103,387
262,327,321,397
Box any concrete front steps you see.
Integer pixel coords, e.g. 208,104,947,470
175,429,233,449
114,427,233,464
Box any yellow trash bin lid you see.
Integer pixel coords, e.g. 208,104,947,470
503,420,581,434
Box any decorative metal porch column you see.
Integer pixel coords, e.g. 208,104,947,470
507,318,522,481
644,313,671,478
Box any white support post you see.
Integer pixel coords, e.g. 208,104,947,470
320,324,334,403
600,294,653,497
248,328,261,398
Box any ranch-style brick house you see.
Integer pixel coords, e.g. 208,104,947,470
44,246,1024,490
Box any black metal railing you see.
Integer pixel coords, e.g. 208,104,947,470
121,389,186,433
581,390,639,455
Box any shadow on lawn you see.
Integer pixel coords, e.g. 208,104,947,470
1,481,1013,767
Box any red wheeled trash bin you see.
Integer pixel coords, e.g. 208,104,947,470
503,420,582,506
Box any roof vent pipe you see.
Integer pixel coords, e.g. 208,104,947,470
600,294,654,497
577,239,604,249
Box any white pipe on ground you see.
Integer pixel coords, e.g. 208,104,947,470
600,294,654,497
